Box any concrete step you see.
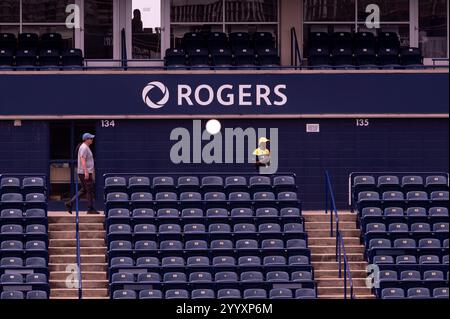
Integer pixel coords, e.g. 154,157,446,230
49,247,107,255
311,254,365,262
315,278,368,287
303,213,357,222
309,245,365,254
49,223,105,232
49,239,105,248
49,263,108,272
318,287,373,295
308,237,360,246
49,231,106,240
49,255,106,264
305,222,356,230
50,280,108,289
50,271,107,281
50,288,108,299
314,270,368,279
307,230,361,238
311,262,368,271
49,215,105,224
320,294,376,299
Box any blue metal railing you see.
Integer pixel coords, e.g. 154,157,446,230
291,27,303,68
325,171,355,300
74,171,83,299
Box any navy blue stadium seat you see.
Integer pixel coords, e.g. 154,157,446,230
308,47,331,68
207,32,228,51
139,290,163,299
210,48,233,69
378,47,400,68
18,33,39,50
0,49,13,69
165,48,187,69
40,33,62,51
229,32,250,51
234,48,256,69
61,49,84,69
0,33,17,51
331,47,354,69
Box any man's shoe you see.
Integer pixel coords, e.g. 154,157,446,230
87,209,101,215
65,202,73,215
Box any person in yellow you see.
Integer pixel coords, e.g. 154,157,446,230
253,137,271,168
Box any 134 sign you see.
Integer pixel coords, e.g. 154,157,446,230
101,120,116,128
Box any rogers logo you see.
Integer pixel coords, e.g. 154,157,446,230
142,81,170,109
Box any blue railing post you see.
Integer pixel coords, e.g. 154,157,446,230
75,173,83,299
326,171,355,300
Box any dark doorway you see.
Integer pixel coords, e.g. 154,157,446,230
49,121,96,204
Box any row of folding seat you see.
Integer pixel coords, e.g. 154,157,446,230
308,46,423,69
0,209,48,227
0,257,48,271
108,222,304,236
366,222,448,234
165,47,280,69
308,31,401,51
108,238,308,251
107,191,298,202
362,207,448,218
374,255,448,265
369,238,448,250
381,287,448,299
360,207,448,230
109,255,311,270
0,290,48,299
0,177,46,194
180,32,276,52
378,269,448,281
0,33,65,51
353,175,448,194
0,194,47,212
105,175,296,194
1,273,48,285
0,240,48,258
359,191,448,202
111,270,313,284
107,207,301,219
0,48,84,70
113,288,316,300
0,224,48,241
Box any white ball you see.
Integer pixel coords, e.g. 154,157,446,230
206,119,222,135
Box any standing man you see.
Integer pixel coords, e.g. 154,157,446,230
253,137,271,170
66,133,99,215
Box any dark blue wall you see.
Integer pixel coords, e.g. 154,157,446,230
94,118,449,209
0,121,49,175
1,73,448,116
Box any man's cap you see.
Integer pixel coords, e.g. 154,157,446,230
82,133,95,141
259,137,270,144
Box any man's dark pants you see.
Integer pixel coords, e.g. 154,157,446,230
68,173,95,210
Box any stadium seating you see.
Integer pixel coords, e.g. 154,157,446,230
0,175,49,300
306,31,423,69
165,31,280,69
351,173,449,299
104,174,317,299
0,33,84,70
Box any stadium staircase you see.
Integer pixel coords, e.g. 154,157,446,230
303,211,375,299
48,213,108,299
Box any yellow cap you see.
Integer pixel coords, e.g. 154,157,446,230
259,137,270,144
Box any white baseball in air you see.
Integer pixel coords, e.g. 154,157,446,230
206,119,222,135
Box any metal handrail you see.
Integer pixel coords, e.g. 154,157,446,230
290,27,303,68
325,171,355,299
74,172,83,299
